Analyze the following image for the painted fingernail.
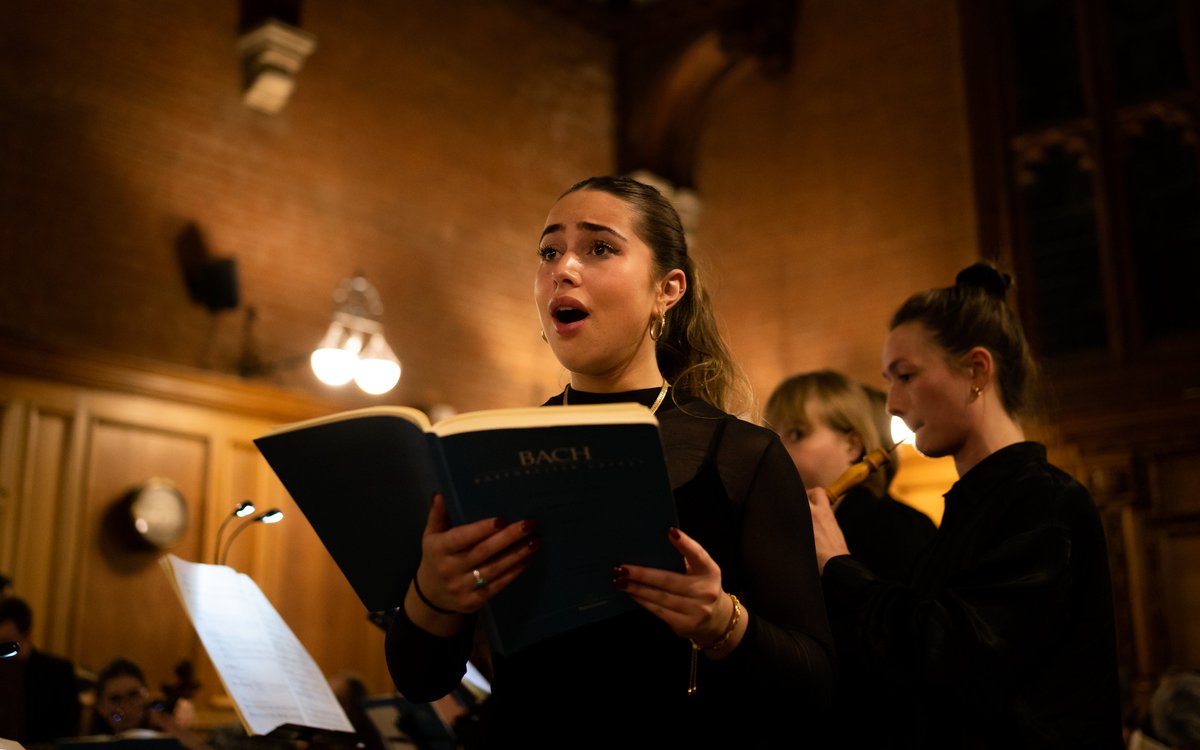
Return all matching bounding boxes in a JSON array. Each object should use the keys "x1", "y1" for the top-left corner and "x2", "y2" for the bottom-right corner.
[
  {"x1": 521, "y1": 519, "x2": 538, "y2": 534},
  {"x1": 668, "y1": 527, "x2": 681, "y2": 541},
  {"x1": 494, "y1": 516, "x2": 509, "y2": 530},
  {"x1": 612, "y1": 577, "x2": 629, "y2": 589},
  {"x1": 612, "y1": 566, "x2": 629, "y2": 579},
  {"x1": 527, "y1": 536, "x2": 541, "y2": 551}
]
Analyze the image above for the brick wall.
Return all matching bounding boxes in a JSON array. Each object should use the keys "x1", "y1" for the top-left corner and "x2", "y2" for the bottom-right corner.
[
  {"x1": 696, "y1": 0, "x2": 979, "y2": 411},
  {"x1": 0, "y1": 0, "x2": 977, "y2": 416}
]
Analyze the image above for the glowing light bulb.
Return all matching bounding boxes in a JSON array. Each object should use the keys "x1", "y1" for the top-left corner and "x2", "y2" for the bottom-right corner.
[{"x1": 354, "y1": 334, "x2": 401, "y2": 395}]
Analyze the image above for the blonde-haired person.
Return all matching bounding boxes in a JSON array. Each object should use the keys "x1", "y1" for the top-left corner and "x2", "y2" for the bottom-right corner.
[
  {"x1": 765, "y1": 370, "x2": 935, "y2": 583},
  {"x1": 809, "y1": 263, "x2": 1124, "y2": 748},
  {"x1": 766, "y1": 370, "x2": 937, "y2": 749},
  {"x1": 385, "y1": 176, "x2": 834, "y2": 747}
]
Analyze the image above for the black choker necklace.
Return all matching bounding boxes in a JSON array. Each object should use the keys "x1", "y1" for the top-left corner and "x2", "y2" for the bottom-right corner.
[{"x1": 563, "y1": 380, "x2": 670, "y2": 415}]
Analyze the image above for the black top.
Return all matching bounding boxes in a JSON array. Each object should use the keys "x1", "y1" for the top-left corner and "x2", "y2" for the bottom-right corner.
[
  {"x1": 822, "y1": 442, "x2": 1124, "y2": 749},
  {"x1": 386, "y1": 388, "x2": 835, "y2": 748},
  {"x1": 836, "y1": 485, "x2": 937, "y2": 583}
]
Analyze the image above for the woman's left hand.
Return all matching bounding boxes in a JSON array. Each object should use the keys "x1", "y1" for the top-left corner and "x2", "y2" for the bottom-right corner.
[{"x1": 615, "y1": 527, "x2": 742, "y2": 653}]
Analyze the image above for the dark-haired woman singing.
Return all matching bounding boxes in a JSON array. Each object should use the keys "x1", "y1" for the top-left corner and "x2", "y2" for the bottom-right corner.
[
  {"x1": 386, "y1": 176, "x2": 834, "y2": 748},
  {"x1": 809, "y1": 263, "x2": 1124, "y2": 749}
]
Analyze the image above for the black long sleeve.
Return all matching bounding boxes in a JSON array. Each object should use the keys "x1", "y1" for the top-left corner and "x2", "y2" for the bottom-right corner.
[
  {"x1": 696, "y1": 418, "x2": 835, "y2": 705},
  {"x1": 385, "y1": 389, "x2": 835, "y2": 747},
  {"x1": 822, "y1": 442, "x2": 1124, "y2": 749}
]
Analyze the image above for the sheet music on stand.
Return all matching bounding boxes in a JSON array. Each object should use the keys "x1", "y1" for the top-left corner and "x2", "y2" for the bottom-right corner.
[{"x1": 160, "y1": 554, "x2": 356, "y2": 742}]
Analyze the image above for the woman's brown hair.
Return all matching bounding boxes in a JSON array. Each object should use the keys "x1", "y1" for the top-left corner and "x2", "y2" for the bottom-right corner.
[
  {"x1": 890, "y1": 262, "x2": 1039, "y2": 416},
  {"x1": 562, "y1": 176, "x2": 748, "y2": 413}
]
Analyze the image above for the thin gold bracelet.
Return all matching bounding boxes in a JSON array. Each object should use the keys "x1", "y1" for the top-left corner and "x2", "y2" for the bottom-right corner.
[{"x1": 687, "y1": 593, "x2": 742, "y2": 696}]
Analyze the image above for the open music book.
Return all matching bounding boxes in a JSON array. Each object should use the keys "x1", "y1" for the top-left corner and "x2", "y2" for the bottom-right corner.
[
  {"x1": 253, "y1": 402, "x2": 683, "y2": 655},
  {"x1": 160, "y1": 555, "x2": 355, "y2": 739}
]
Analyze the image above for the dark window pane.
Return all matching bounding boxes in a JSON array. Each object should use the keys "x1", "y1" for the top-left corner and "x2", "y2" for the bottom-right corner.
[
  {"x1": 1011, "y1": 0, "x2": 1087, "y2": 131},
  {"x1": 1020, "y1": 144, "x2": 1108, "y2": 354},
  {"x1": 1106, "y1": 0, "x2": 1188, "y2": 105},
  {"x1": 1123, "y1": 119, "x2": 1200, "y2": 339}
]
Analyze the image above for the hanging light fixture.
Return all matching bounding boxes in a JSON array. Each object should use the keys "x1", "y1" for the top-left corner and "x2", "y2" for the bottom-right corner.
[{"x1": 310, "y1": 273, "x2": 401, "y2": 395}]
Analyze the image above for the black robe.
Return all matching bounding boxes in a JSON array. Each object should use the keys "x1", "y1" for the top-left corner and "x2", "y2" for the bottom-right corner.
[
  {"x1": 822, "y1": 442, "x2": 1124, "y2": 749},
  {"x1": 386, "y1": 388, "x2": 835, "y2": 748}
]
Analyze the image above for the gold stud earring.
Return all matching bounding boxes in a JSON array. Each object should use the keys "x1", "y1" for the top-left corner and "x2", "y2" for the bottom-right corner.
[{"x1": 540, "y1": 329, "x2": 548, "y2": 343}]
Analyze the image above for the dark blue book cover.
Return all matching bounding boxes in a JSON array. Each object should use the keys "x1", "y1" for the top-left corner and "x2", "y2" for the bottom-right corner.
[{"x1": 255, "y1": 403, "x2": 682, "y2": 655}]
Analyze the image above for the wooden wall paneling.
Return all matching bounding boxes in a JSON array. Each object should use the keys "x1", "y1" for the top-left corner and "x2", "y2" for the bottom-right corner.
[
  {"x1": 1073, "y1": 434, "x2": 1200, "y2": 714},
  {"x1": 20, "y1": 405, "x2": 76, "y2": 656},
  {"x1": 1148, "y1": 443, "x2": 1200, "y2": 673},
  {"x1": 1156, "y1": 447, "x2": 1200, "y2": 518},
  {"x1": 72, "y1": 416, "x2": 209, "y2": 683},
  {"x1": 1073, "y1": 446, "x2": 1151, "y2": 712},
  {"x1": 0, "y1": 384, "x2": 91, "y2": 658},
  {"x1": 0, "y1": 399, "x2": 28, "y2": 580},
  {"x1": 70, "y1": 390, "x2": 281, "y2": 710},
  {"x1": 1115, "y1": 503, "x2": 1153, "y2": 712},
  {"x1": 1156, "y1": 531, "x2": 1200, "y2": 669},
  {"x1": 0, "y1": 345, "x2": 408, "y2": 701}
]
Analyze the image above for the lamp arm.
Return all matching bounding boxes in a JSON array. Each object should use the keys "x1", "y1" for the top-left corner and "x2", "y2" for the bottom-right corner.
[
  {"x1": 213, "y1": 513, "x2": 238, "y2": 565},
  {"x1": 219, "y1": 517, "x2": 257, "y2": 567}
]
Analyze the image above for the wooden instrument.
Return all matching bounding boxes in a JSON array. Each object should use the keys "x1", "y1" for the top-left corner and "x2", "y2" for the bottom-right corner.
[{"x1": 826, "y1": 444, "x2": 898, "y2": 511}]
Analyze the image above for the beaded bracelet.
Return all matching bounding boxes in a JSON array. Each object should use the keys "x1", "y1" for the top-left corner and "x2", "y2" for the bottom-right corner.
[
  {"x1": 688, "y1": 593, "x2": 742, "y2": 695},
  {"x1": 412, "y1": 575, "x2": 465, "y2": 616}
]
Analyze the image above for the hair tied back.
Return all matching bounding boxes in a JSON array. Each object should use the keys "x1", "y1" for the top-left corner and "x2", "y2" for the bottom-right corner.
[{"x1": 955, "y1": 262, "x2": 1011, "y2": 300}]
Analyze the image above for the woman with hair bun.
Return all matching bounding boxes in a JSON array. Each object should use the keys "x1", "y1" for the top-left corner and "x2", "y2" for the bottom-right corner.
[{"x1": 809, "y1": 262, "x2": 1124, "y2": 748}]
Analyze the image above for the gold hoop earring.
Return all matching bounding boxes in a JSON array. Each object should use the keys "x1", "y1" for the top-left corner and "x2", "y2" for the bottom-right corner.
[
  {"x1": 540, "y1": 329, "x2": 548, "y2": 343},
  {"x1": 649, "y1": 313, "x2": 667, "y2": 341}
]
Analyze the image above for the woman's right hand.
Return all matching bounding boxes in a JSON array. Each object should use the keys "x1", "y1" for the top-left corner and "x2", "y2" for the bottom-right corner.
[
  {"x1": 405, "y1": 493, "x2": 539, "y2": 632},
  {"x1": 807, "y1": 486, "x2": 850, "y2": 574}
]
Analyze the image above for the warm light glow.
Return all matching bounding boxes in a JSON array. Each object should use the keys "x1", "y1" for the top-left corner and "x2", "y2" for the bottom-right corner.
[
  {"x1": 890, "y1": 415, "x2": 915, "y2": 446},
  {"x1": 311, "y1": 347, "x2": 357, "y2": 385},
  {"x1": 354, "y1": 335, "x2": 401, "y2": 395},
  {"x1": 311, "y1": 274, "x2": 401, "y2": 395}
]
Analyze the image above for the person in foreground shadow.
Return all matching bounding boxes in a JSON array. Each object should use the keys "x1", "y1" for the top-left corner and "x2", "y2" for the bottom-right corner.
[
  {"x1": 0, "y1": 596, "x2": 80, "y2": 746},
  {"x1": 809, "y1": 262, "x2": 1125, "y2": 749},
  {"x1": 385, "y1": 176, "x2": 835, "y2": 747}
]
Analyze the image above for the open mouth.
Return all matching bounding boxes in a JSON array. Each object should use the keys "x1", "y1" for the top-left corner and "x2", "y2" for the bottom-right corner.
[{"x1": 553, "y1": 307, "x2": 588, "y2": 324}]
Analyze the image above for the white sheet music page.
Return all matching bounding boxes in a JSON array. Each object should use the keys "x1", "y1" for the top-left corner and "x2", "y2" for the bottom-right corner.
[{"x1": 162, "y1": 554, "x2": 354, "y2": 736}]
